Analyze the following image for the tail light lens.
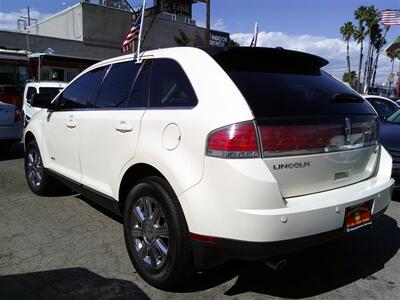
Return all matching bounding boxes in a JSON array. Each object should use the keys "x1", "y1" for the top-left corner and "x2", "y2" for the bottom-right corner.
[
  {"x1": 206, "y1": 122, "x2": 259, "y2": 158},
  {"x1": 15, "y1": 109, "x2": 22, "y2": 123},
  {"x1": 259, "y1": 119, "x2": 378, "y2": 157}
]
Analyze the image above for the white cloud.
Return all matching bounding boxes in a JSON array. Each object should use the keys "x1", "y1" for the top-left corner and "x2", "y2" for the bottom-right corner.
[
  {"x1": 212, "y1": 18, "x2": 227, "y2": 32},
  {"x1": 196, "y1": 18, "x2": 228, "y2": 32},
  {"x1": 0, "y1": 8, "x2": 51, "y2": 31},
  {"x1": 231, "y1": 31, "x2": 394, "y2": 85}
]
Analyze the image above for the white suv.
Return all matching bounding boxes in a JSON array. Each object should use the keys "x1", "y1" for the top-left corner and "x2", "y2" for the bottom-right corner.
[
  {"x1": 24, "y1": 47, "x2": 395, "y2": 289},
  {"x1": 22, "y1": 81, "x2": 67, "y2": 126}
]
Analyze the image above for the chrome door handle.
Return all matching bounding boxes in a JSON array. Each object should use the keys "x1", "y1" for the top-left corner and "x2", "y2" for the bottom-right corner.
[
  {"x1": 115, "y1": 121, "x2": 133, "y2": 133},
  {"x1": 66, "y1": 120, "x2": 77, "y2": 129}
]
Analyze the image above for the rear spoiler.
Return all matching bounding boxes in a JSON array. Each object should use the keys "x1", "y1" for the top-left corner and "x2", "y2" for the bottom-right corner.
[{"x1": 201, "y1": 47, "x2": 329, "y2": 74}]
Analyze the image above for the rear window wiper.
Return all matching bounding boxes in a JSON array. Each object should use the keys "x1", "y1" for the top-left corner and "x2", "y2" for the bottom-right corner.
[{"x1": 332, "y1": 93, "x2": 364, "y2": 103}]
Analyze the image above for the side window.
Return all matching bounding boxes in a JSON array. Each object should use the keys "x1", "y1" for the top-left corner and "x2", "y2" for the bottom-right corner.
[
  {"x1": 149, "y1": 59, "x2": 198, "y2": 108},
  {"x1": 127, "y1": 60, "x2": 152, "y2": 108},
  {"x1": 26, "y1": 87, "x2": 37, "y2": 104},
  {"x1": 58, "y1": 67, "x2": 105, "y2": 110},
  {"x1": 95, "y1": 61, "x2": 140, "y2": 108}
]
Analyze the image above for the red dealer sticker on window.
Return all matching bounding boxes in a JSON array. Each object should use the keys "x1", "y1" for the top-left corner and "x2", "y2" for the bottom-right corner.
[{"x1": 344, "y1": 202, "x2": 372, "y2": 232}]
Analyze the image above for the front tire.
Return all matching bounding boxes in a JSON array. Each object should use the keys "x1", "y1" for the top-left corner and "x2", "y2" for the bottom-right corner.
[
  {"x1": 123, "y1": 177, "x2": 193, "y2": 290},
  {"x1": 24, "y1": 140, "x2": 64, "y2": 196}
]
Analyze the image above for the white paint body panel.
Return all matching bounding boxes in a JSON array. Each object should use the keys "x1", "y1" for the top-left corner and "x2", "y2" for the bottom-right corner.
[
  {"x1": 42, "y1": 111, "x2": 81, "y2": 183},
  {"x1": 180, "y1": 148, "x2": 393, "y2": 242},
  {"x1": 79, "y1": 110, "x2": 145, "y2": 197},
  {"x1": 24, "y1": 47, "x2": 394, "y2": 245}
]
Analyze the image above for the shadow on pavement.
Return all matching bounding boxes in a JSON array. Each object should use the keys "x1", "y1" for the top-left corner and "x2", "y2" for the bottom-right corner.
[
  {"x1": 0, "y1": 143, "x2": 24, "y2": 162},
  {"x1": 0, "y1": 267, "x2": 149, "y2": 300},
  {"x1": 219, "y1": 215, "x2": 400, "y2": 298}
]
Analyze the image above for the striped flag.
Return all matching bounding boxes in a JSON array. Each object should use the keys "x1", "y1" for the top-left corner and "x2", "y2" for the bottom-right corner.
[
  {"x1": 121, "y1": 7, "x2": 143, "y2": 53},
  {"x1": 381, "y1": 10, "x2": 400, "y2": 26}
]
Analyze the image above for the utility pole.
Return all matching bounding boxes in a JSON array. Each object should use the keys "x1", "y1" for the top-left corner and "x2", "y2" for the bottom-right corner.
[{"x1": 205, "y1": 0, "x2": 210, "y2": 46}]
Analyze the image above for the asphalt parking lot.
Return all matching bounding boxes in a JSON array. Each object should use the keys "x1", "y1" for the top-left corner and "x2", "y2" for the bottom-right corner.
[{"x1": 1, "y1": 143, "x2": 400, "y2": 300}]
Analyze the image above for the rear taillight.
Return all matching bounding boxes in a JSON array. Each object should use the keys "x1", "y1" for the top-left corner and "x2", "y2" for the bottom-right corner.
[
  {"x1": 206, "y1": 122, "x2": 259, "y2": 158},
  {"x1": 15, "y1": 109, "x2": 22, "y2": 123},
  {"x1": 207, "y1": 118, "x2": 378, "y2": 159},
  {"x1": 259, "y1": 120, "x2": 378, "y2": 157}
]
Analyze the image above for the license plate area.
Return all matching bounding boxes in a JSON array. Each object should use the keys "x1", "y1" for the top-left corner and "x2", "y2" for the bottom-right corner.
[{"x1": 344, "y1": 201, "x2": 373, "y2": 232}]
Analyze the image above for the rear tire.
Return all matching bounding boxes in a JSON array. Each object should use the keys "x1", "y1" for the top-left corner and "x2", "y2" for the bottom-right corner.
[
  {"x1": 123, "y1": 176, "x2": 193, "y2": 290},
  {"x1": 24, "y1": 140, "x2": 66, "y2": 196}
]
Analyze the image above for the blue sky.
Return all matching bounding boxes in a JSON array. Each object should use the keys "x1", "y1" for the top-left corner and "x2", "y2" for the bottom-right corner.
[{"x1": 0, "y1": 0, "x2": 399, "y2": 83}]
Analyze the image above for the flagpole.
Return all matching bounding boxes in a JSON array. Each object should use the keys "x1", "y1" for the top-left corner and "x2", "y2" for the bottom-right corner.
[
  {"x1": 254, "y1": 22, "x2": 258, "y2": 47},
  {"x1": 137, "y1": 0, "x2": 146, "y2": 62},
  {"x1": 131, "y1": 12, "x2": 135, "y2": 55}
]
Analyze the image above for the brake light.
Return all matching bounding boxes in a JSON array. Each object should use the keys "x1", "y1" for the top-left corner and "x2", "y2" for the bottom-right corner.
[
  {"x1": 206, "y1": 122, "x2": 259, "y2": 158},
  {"x1": 259, "y1": 120, "x2": 378, "y2": 157},
  {"x1": 259, "y1": 124, "x2": 343, "y2": 154},
  {"x1": 15, "y1": 109, "x2": 22, "y2": 123}
]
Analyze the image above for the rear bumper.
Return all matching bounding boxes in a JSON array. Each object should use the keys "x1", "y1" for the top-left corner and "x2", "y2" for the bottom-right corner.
[
  {"x1": 180, "y1": 147, "x2": 393, "y2": 242},
  {"x1": 393, "y1": 164, "x2": 400, "y2": 189},
  {"x1": 192, "y1": 204, "x2": 390, "y2": 269},
  {"x1": 0, "y1": 123, "x2": 23, "y2": 142},
  {"x1": 180, "y1": 147, "x2": 394, "y2": 267}
]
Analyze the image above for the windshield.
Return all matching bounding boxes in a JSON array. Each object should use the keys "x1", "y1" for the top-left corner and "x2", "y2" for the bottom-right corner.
[
  {"x1": 386, "y1": 109, "x2": 400, "y2": 124},
  {"x1": 39, "y1": 87, "x2": 63, "y2": 102}
]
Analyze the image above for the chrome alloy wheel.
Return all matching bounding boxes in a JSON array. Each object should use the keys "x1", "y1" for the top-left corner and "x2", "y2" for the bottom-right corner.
[
  {"x1": 26, "y1": 149, "x2": 44, "y2": 187},
  {"x1": 131, "y1": 197, "x2": 169, "y2": 270}
]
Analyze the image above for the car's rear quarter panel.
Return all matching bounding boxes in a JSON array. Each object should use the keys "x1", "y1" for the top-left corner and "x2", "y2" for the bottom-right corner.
[{"x1": 118, "y1": 48, "x2": 254, "y2": 198}]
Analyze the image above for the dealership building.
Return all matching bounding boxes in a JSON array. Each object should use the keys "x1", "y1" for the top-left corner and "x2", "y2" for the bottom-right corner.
[{"x1": 0, "y1": 0, "x2": 230, "y2": 107}]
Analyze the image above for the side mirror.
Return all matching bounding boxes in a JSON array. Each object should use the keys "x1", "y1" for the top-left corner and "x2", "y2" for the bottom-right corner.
[{"x1": 31, "y1": 93, "x2": 53, "y2": 109}]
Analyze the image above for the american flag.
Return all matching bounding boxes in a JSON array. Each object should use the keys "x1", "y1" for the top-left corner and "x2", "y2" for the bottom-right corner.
[
  {"x1": 381, "y1": 10, "x2": 400, "y2": 26},
  {"x1": 121, "y1": 7, "x2": 143, "y2": 53}
]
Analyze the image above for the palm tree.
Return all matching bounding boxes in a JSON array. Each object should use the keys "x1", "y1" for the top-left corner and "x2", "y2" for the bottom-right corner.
[
  {"x1": 386, "y1": 51, "x2": 397, "y2": 96},
  {"x1": 363, "y1": 5, "x2": 379, "y2": 92},
  {"x1": 343, "y1": 71, "x2": 358, "y2": 88},
  {"x1": 354, "y1": 5, "x2": 368, "y2": 92},
  {"x1": 371, "y1": 26, "x2": 389, "y2": 88},
  {"x1": 340, "y1": 21, "x2": 355, "y2": 77},
  {"x1": 366, "y1": 22, "x2": 382, "y2": 89}
]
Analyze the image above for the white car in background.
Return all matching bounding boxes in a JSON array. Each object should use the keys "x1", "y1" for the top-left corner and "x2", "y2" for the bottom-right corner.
[
  {"x1": 362, "y1": 95, "x2": 399, "y2": 119},
  {"x1": 0, "y1": 101, "x2": 23, "y2": 153},
  {"x1": 22, "y1": 81, "x2": 67, "y2": 126},
  {"x1": 24, "y1": 47, "x2": 395, "y2": 289}
]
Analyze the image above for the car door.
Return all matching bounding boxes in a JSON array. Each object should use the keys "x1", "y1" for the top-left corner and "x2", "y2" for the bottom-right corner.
[
  {"x1": 79, "y1": 60, "x2": 148, "y2": 198},
  {"x1": 42, "y1": 68, "x2": 105, "y2": 184}
]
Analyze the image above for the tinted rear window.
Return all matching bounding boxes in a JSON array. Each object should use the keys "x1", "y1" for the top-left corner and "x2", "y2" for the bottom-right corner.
[{"x1": 209, "y1": 48, "x2": 376, "y2": 118}]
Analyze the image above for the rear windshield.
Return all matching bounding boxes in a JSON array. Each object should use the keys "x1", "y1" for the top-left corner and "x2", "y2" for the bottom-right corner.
[{"x1": 210, "y1": 48, "x2": 376, "y2": 118}]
